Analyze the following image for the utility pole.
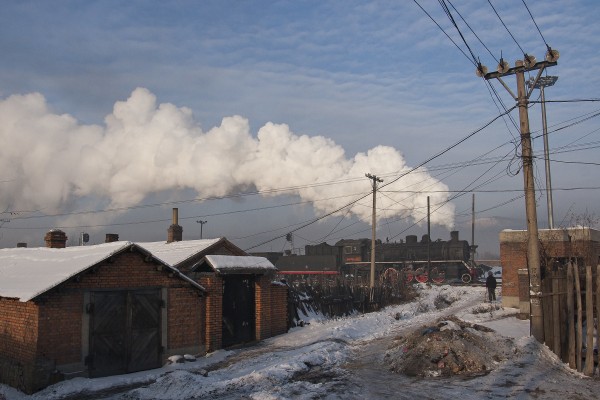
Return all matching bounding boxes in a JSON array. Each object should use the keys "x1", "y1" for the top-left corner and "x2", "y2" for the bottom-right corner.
[
  {"x1": 427, "y1": 196, "x2": 431, "y2": 272},
  {"x1": 471, "y1": 194, "x2": 477, "y2": 265},
  {"x1": 528, "y1": 76, "x2": 558, "y2": 229},
  {"x1": 366, "y1": 173, "x2": 383, "y2": 288},
  {"x1": 481, "y1": 49, "x2": 558, "y2": 343},
  {"x1": 196, "y1": 220, "x2": 208, "y2": 239}
]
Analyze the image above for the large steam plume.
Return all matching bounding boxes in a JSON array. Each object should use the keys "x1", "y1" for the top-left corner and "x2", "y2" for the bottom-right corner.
[{"x1": 0, "y1": 88, "x2": 454, "y2": 228}]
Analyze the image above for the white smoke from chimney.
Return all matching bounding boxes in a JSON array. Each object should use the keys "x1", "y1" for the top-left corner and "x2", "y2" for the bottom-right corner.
[{"x1": 0, "y1": 88, "x2": 454, "y2": 228}]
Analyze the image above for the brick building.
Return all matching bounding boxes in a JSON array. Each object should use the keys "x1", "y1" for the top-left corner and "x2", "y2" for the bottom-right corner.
[
  {"x1": 500, "y1": 227, "x2": 600, "y2": 312},
  {"x1": 0, "y1": 229, "x2": 288, "y2": 393}
]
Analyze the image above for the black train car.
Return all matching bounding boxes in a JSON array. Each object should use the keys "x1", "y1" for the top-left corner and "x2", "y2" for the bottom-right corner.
[
  {"x1": 379, "y1": 231, "x2": 470, "y2": 263},
  {"x1": 304, "y1": 231, "x2": 474, "y2": 283}
]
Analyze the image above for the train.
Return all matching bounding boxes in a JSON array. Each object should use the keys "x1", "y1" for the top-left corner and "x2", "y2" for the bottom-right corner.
[{"x1": 258, "y1": 231, "x2": 480, "y2": 285}]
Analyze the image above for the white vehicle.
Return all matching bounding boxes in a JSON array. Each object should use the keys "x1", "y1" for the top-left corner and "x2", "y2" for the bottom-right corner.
[{"x1": 479, "y1": 266, "x2": 502, "y2": 284}]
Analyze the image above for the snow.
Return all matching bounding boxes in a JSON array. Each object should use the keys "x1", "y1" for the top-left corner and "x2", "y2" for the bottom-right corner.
[
  {"x1": 138, "y1": 238, "x2": 222, "y2": 266},
  {"x1": 202, "y1": 255, "x2": 276, "y2": 274},
  {"x1": 0, "y1": 241, "x2": 131, "y2": 301},
  {"x1": 0, "y1": 239, "x2": 227, "y2": 302},
  {"x1": 2, "y1": 285, "x2": 599, "y2": 399}
]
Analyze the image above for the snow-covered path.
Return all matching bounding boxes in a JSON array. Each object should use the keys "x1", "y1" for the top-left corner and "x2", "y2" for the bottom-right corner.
[{"x1": 2, "y1": 285, "x2": 599, "y2": 399}]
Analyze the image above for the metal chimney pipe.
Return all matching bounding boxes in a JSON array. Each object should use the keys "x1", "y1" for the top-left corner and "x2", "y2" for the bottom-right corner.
[{"x1": 172, "y1": 208, "x2": 179, "y2": 225}]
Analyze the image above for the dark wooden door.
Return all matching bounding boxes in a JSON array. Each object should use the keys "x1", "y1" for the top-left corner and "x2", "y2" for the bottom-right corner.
[
  {"x1": 222, "y1": 276, "x2": 255, "y2": 347},
  {"x1": 89, "y1": 289, "x2": 161, "y2": 377}
]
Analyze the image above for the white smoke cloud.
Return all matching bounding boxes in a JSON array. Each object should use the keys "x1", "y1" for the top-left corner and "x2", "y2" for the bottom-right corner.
[{"x1": 0, "y1": 88, "x2": 454, "y2": 228}]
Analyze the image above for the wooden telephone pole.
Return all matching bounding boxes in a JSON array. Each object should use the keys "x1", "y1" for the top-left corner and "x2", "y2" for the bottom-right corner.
[
  {"x1": 482, "y1": 51, "x2": 558, "y2": 343},
  {"x1": 366, "y1": 173, "x2": 383, "y2": 288}
]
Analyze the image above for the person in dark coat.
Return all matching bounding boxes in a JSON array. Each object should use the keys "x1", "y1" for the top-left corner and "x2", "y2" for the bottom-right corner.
[{"x1": 485, "y1": 271, "x2": 497, "y2": 302}]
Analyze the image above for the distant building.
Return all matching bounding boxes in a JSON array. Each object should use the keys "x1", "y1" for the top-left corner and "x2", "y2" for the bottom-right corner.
[{"x1": 500, "y1": 227, "x2": 600, "y2": 312}]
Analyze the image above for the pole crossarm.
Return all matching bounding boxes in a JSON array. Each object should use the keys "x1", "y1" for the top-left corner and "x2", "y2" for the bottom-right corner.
[
  {"x1": 485, "y1": 60, "x2": 556, "y2": 100},
  {"x1": 483, "y1": 60, "x2": 556, "y2": 80}
]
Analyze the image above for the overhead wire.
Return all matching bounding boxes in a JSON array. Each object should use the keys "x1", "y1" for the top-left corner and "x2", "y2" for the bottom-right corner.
[
  {"x1": 521, "y1": 0, "x2": 549, "y2": 48},
  {"x1": 412, "y1": 0, "x2": 476, "y2": 66},
  {"x1": 487, "y1": 0, "x2": 526, "y2": 56},
  {"x1": 447, "y1": 0, "x2": 498, "y2": 64}
]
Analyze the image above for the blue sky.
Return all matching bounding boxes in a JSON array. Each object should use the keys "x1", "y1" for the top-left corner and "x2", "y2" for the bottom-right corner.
[{"x1": 1, "y1": 0, "x2": 599, "y2": 256}]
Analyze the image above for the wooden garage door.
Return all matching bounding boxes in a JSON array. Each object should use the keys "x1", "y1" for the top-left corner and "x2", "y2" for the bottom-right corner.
[{"x1": 89, "y1": 289, "x2": 161, "y2": 377}]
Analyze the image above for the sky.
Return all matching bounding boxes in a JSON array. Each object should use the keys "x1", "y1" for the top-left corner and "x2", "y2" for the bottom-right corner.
[
  {"x1": 2, "y1": 284, "x2": 599, "y2": 399},
  {"x1": 1, "y1": 0, "x2": 600, "y2": 256}
]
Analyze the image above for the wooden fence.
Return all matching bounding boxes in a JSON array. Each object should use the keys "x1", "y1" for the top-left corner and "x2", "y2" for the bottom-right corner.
[
  {"x1": 539, "y1": 263, "x2": 599, "y2": 376},
  {"x1": 286, "y1": 278, "x2": 413, "y2": 328}
]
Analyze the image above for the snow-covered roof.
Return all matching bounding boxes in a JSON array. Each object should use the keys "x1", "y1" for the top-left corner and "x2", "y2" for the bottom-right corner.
[
  {"x1": 0, "y1": 242, "x2": 133, "y2": 302},
  {"x1": 138, "y1": 238, "x2": 222, "y2": 266},
  {"x1": 0, "y1": 240, "x2": 217, "y2": 302},
  {"x1": 198, "y1": 255, "x2": 277, "y2": 275}
]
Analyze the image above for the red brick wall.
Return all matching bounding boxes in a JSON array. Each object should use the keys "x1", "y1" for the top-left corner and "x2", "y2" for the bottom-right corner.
[
  {"x1": 255, "y1": 276, "x2": 271, "y2": 341},
  {"x1": 270, "y1": 283, "x2": 288, "y2": 336},
  {"x1": 167, "y1": 288, "x2": 204, "y2": 351},
  {"x1": 66, "y1": 252, "x2": 178, "y2": 288},
  {"x1": 0, "y1": 299, "x2": 39, "y2": 363},
  {"x1": 199, "y1": 275, "x2": 222, "y2": 352},
  {"x1": 500, "y1": 241, "x2": 527, "y2": 299},
  {"x1": 0, "y1": 299, "x2": 39, "y2": 393},
  {"x1": 37, "y1": 292, "x2": 83, "y2": 365}
]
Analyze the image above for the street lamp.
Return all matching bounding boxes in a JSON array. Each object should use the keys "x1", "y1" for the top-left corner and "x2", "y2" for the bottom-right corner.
[
  {"x1": 196, "y1": 220, "x2": 208, "y2": 239},
  {"x1": 528, "y1": 75, "x2": 559, "y2": 229}
]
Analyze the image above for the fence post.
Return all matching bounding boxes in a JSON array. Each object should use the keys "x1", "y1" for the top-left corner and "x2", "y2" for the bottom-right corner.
[
  {"x1": 574, "y1": 262, "x2": 583, "y2": 372},
  {"x1": 584, "y1": 265, "x2": 594, "y2": 376},
  {"x1": 552, "y1": 274, "x2": 560, "y2": 355},
  {"x1": 567, "y1": 262, "x2": 576, "y2": 369},
  {"x1": 596, "y1": 265, "x2": 600, "y2": 372},
  {"x1": 596, "y1": 265, "x2": 600, "y2": 373}
]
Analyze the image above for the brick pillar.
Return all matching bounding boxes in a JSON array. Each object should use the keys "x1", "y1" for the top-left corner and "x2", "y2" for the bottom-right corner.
[
  {"x1": 518, "y1": 269, "x2": 531, "y2": 319},
  {"x1": 199, "y1": 275, "x2": 222, "y2": 352},
  {"x1": 255, "y1": 275, "x2": 272, "y2": 340},
  {"x1": 270, "y1": 283, "x2": 289, "y2": 336}
]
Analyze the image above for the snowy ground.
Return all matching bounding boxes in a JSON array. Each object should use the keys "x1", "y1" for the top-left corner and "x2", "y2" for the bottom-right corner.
[{"x1": 2, "y1": 284, "x2": 599, "y2": 399}]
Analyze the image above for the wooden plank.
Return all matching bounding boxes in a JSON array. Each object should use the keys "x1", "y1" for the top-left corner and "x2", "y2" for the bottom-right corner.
[
  {"x1": 584, "y1": 265, "x2": 594, "y2": 375},
  {"x1": 597, "y1": 265, "x2": 600, "y2": 371},
  {"x1": 552, "y1": 276, "x2": 561, "y2": 355},
  {"x1": 575, "y1": 263, "x2": 583, "y2": 372},
  {"x1": 567, "y1": 262, "x2": 576, "y2": 369}
]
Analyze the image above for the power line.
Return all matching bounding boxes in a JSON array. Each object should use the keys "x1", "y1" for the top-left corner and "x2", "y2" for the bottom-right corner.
[
  {"x1": 531, "y1": 98, "x2": 600, "y2": 104},
  {"x1": 487, "y1": 0, "x2": 526, "y2": 56},
  {"x1": 447, "y1": 0, "x2": 498, "y2": 63},
  {"x1": 412, "y1": 0, "x2": 475, "y2": 66},
  {"x1": 521, "y1": 0, "x2": 549, "y2": 48}
]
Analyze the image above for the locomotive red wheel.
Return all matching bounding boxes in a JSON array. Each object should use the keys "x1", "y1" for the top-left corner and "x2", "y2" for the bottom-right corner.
[
  {"x1": 430, "y1": 267, "x2": 445, "y2": 284},
  {"x1": 415, "y1": 268, "x2": 428, "y2": 283}
]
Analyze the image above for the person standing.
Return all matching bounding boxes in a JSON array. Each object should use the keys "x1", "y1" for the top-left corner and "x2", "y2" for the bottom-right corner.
[{"x1": 485, "y1": 270, "x2": 497, "y2": 302}]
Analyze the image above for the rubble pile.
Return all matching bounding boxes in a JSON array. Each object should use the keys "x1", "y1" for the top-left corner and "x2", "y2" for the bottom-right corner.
[{"x1": 384, "y1": 316, "x2": 516, "y2": 378}]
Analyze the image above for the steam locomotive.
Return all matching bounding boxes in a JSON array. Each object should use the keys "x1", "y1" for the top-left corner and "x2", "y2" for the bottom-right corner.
[{"x1": 272, "y1": 231, "x2": 478, "y2": 284}]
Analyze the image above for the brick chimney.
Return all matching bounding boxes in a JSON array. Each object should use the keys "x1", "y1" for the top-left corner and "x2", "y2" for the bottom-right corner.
[
  {"x1": 167, "y1": 208, "x2": 183, "y2": 243},
  {"x1": 105, "y1": 233, "x2": 119, "y2": 243},
  {"x1": 45, "y1": 229, "x2": 68, "y2": 248}
]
